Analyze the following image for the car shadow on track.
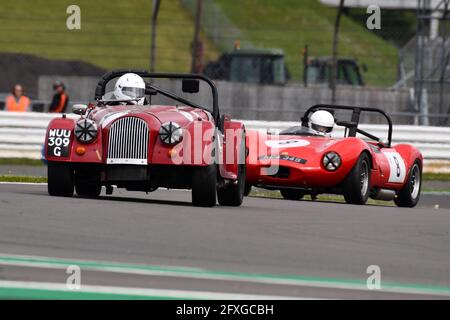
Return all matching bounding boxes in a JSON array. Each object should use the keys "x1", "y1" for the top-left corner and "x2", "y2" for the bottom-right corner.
[
  {"x1": 95, "y1": 195, "x2": 192, "y2": 207},
  {"x1": 18, "y1": 190, "x2": 193, "y2": 207},
  {"x1": 247, "y1": 195, "x2": 396, "y2": 208}
]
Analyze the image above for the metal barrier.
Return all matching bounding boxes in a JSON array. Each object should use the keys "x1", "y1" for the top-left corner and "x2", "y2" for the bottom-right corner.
[{"x1": 0, "y1": 111, "x2": 449, "y2": 171}]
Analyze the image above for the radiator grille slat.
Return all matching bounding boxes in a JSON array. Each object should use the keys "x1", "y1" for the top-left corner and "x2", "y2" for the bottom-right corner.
[{"x1": 107, "y1": 117, "x2": 149, "y2": 165}]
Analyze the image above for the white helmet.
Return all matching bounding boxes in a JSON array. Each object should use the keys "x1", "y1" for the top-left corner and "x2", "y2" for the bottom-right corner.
[
  {"x1": 114, "y1": 73, "x2": 146, "y2": 105},
  {"x1": 309, "y1": 110, "x2": 335, "y2": 136}
]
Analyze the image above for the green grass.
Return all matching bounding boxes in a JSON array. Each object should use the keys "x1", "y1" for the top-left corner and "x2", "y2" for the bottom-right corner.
[
  {"x1": 0, "y1": 158, "x2": 44, "y2": 166},
  {"x1": 423, "y1": 173, "x2": 450, "y2": 182},
  {"x1": 214, "y1": 0, "x2": 398, "y2": 86},
  {"x1": 0, "y1": 175, "x2": 47, "y2": 183},
  {"x1": 0, "y1": 0, "x2": 219, "y2": 72}
]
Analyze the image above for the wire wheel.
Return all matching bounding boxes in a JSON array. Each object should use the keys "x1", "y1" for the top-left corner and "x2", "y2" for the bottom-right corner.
[
  {"x1": 395, "y1": 160, "x2": 422, "y2": 208},
  {"x1": 343, "y1": 152, "x2": 371, "y2": 205},
  {"x1": 409, "y1": 164, "x2": 421, "y2": 200},
  {"x1": 360, "y1": 159, "x2": 369, "y2": 198}
]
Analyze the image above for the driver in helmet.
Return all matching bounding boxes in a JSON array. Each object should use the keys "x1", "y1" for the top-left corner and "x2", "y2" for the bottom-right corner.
[
  {"x1": 309, "y1": 110, "x2": 335, "y2": 137},
  {"x1": 113, "y1": 73, "x2": 146, "y2": 105}
]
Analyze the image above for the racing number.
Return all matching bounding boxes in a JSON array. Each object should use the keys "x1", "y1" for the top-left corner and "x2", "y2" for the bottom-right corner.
[
  {"x1": 392, "y1": 155, "x2": 401, "y2": 178},
  {"x1": 385, "y1": 151, "x2": 406, "y2": 183}
]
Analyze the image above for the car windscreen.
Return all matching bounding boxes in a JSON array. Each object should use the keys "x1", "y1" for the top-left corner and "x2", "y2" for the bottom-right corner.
[
  {"x1": 103, "y1": 77, "x2": 214, "y2": 113},
  {"x1": 279, "y1": 126, "x2": 322, "y2": 136}
]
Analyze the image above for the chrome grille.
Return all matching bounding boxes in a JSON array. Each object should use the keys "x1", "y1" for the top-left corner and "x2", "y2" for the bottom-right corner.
[{"x1": 107, "y1": 117, "x2": 149, "y2": 165}]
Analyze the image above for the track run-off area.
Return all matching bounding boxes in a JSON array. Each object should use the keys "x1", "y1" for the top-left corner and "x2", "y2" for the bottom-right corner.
[{"x1": 0, "y1": 183, "x2": 449, "y2": 299}]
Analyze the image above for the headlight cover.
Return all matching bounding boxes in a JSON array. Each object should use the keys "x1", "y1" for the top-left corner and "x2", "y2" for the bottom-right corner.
[
  {"x1": 159, "y1": 122, "x2": 183, "y2": 145},
  {"x1": 74, "y1": 119, "x2": 98, "y2": 143},
  {"x1": 323, "y1": 152, "x2": 341, "y2": 171}
]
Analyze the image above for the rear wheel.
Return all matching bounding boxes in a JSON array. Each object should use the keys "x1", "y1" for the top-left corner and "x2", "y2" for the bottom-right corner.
[
  {"x1": 47, "y1": 162, "x2": 74, "y2": 197},
  {"x1": 280, "y1": 189, "x2": 304, "y2": 200},
  {"x1": 74, "y1": 167, "x2": 101, "y2": 198},
  {"x1": 394, "y1": 160, "x2": 421, "y2": 208},
  {"x1": 217, "y1": 164, "x2": 246, "y2": 206},
  {"x1": 192, "y1": 165, "x2": 217, "y2": 207},
  {"x1": 343, "y1": 153, "x2": 371, "y2": 205}
]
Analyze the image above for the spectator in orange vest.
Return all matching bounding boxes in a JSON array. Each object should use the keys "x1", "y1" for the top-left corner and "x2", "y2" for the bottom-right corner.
[
  {"x1": 5, "y1": 84, "x2": 31, "y2": 112},
  {"x1": 49, "y1": 81, "x2": 69, "y2": 113}
]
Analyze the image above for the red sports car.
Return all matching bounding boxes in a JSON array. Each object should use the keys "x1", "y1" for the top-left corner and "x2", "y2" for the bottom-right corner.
[
  {"x1": 45, "y1": 70, "x2": 246, "y2": 207},
  {"x1": 245, "y1": 105, "x2": 423, "y2": 207}
]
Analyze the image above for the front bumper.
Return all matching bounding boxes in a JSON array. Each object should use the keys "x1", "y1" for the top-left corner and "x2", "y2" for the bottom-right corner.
[{"x1": 246, "y1": 161, "x2": 348, "y2": 189}]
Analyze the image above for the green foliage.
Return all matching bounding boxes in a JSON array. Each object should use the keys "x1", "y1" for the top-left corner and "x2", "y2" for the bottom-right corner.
[
  {"x1": 214, "y1": 0, "x2": 399, "y2": 86},
  {"x1": 0, "y1": 0, "x2": 219, "y2": 72}
]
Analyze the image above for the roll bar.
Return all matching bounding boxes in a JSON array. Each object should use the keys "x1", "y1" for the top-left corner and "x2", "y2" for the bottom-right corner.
[
  {"x1": 301, "y1": 104, "x2": 393, "y2": 147},
  {"x1": 94, "y1": 69, "x2": 220, "y2": 123}
]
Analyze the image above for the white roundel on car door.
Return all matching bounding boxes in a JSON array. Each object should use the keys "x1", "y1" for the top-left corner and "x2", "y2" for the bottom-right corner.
[
  {"x1": 265, "y1": 139, "x2": 310, "y2": 148},
  {"x1": 384, "y1": 151, "x2": 407, "y2": 183}
]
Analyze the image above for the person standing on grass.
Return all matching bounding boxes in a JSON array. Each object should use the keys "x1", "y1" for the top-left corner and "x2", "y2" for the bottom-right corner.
[
  {"x1": 49, "y1": 80, "x2": 69, "y2": 113},
  {"x1": 5, "y1": 84, "x2": 31, "y2": 112}
]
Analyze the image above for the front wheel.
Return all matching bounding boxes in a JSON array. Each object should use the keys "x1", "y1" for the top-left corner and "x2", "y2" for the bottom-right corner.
[
  {"x1": 75, "y1": 167, "x2": 101, "y2": 198},
  {"x1": 48, "y1": 162, "x2": 74, "y2": 197},
  {"x1": 343, "y1": 153, "x2": 371, "y2": 205},
  {"x1": 217, "y1": 164, "x2": 246, "y2": 206},
  {"x1": 192, "y1": 165, "x2": 217, "y2": 207},
  {"x1": 394, "y1": 160, "x2": 422, "y2": 208}
]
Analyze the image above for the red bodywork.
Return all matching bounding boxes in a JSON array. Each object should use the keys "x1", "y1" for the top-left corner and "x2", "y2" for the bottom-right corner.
[
  {"x1": 45, "y1": 104, "x2": 245, "y2": 184},
  {"x1": 245, "y1": 130, "x2": 423, "y2": 193}
]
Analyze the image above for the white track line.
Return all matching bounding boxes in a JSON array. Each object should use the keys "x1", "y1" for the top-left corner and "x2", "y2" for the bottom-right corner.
[
  {"x1": 1, "y1": 254, "x2": 449, "y2": 297},
  {"x1": 0, "y1": 280, "x2": 310, "y2": 300},
  {"x1": 0, "y1": 181, "x2": 47, "y2": 185}
]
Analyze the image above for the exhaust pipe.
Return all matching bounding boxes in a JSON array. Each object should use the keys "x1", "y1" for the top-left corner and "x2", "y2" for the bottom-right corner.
[{"x1": 371, "y1": 188, "x2": 396, "y2": 201}]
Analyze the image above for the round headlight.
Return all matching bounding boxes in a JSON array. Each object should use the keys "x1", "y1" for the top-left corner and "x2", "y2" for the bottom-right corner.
[
  {"x1": 323, "y1": 152, "x2": 341, "y2": 171},
  {"x1": 159, "y1": 122, "x2": 183, "y2": 145},
  {"x1": 74, "y1": 119, "x2": 98, "y2": 143}
]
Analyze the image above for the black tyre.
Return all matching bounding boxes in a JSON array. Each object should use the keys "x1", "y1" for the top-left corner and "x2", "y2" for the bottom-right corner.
[
  {"x1": 343, "y1": 152, "x2": 371, "y2": 205},
  {"x1": 217, "y1": 164, "x2": 246, "y2": 206},
  {"x1": 394, "y1": 160, "x2": 422, "y2": 208},
  {"x1": 280, "y1": 189, "x2": 304, "y2": 200},
  {"x1": 47, "y1": 161, "x2": 74, "y2": 197},
  {"x1": 192, "y1": 165, "x2": 217, "y2": 207},
  {"x1": 244, "y1": 183, "x2": 252, "y2": 196},
  {"x1": 74, "y1": 168, "x2": 101, "y2": 198}
]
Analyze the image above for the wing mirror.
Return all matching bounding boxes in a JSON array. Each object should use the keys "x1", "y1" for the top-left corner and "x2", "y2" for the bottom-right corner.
[
  {"x1": 336, "y1": 120, "x2": 357, "y2": 128},
  {"x1": 72, "y1": 104, "x2": 88, "y2": 115},
  {"x1": 145, "y1": 87, "x2": 157, "y2": 95}
]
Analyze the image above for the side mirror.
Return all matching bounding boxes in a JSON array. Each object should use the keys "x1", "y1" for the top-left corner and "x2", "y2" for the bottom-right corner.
[
  {"x1": 145, "y1": 87, "x2": 157, "y2": 95},
  {"x1": 182, "y1": 79, "x2": 200, "y2": 93},
  {"x1": 72, "y1": 104, "x2": 88, "y2": 115},
  {"x1": 336, "y1": 120, "x2": 357, "y2": 128}
]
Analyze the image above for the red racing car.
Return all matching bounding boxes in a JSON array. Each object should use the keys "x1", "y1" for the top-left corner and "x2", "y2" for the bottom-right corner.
[
  {"x1": 45, "y1": 70, "x2": 246, "y2": 207},
  {"x1": 245, "y1": 105, "x2": 423, "y2": 207}
]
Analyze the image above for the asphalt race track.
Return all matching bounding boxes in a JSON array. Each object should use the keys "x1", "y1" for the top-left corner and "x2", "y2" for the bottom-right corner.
[{"x1": 0, "y1": 183, "x2": 449, "y2": 299}]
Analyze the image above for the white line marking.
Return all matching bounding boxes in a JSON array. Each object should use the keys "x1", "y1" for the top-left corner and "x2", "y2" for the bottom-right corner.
[
  {"x1": 0, "y1": 181, "x2": 47, "y2": 185},
  {"x1": 0, "y1": 253, "x2": 448, "y2": 297},
  {"x1": 0, "y1": 280, "x2": 309, "y2": 300}
]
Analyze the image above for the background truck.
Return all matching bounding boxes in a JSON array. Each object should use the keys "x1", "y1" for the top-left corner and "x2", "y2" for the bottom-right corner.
[{"x1": 203, "y1": 48, "x2": 289, "y2": 85}]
